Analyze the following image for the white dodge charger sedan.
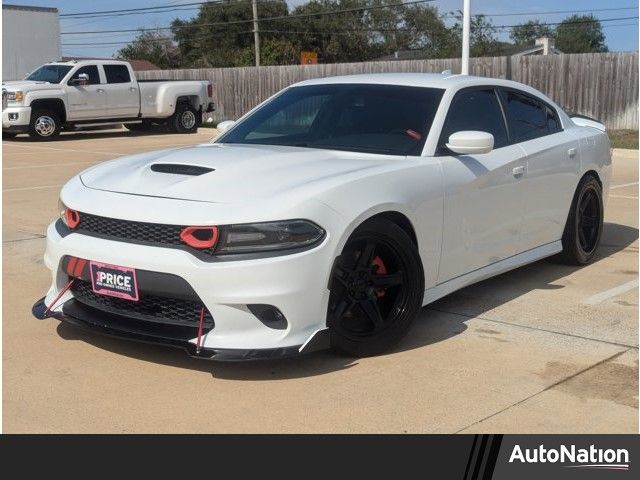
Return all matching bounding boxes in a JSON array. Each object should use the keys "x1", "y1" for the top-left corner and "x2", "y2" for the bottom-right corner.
[{"x1": 33, "y1": 73, "x2": 611, "y2": 360}]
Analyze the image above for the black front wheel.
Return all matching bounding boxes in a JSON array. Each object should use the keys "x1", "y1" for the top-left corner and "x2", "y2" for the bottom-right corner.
[
  {"x1": 328, "y1": 218, "x2": 424, "y2": 357},
  {"x1": 560, "y1": 175, "x2": 603, "y2": 264}
]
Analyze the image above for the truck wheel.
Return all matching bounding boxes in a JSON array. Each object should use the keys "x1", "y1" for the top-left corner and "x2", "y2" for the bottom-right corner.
[
  {"x1": 169, "y1": 103, "x2": 198, "y2": 134},
  {"x1": 29, "y1": 109, "x2": 61, "y2": 140}
]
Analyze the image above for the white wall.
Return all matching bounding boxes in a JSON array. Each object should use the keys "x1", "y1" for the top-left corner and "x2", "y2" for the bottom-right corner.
[{"x1": 2, "y1": 7, "x2": 61, "y2": 81}]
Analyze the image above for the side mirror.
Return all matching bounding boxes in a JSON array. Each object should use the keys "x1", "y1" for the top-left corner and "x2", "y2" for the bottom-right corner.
[
  {"x1": 69, "y1": 73, "x2": 89, "y2": 86},
  {"x1": 217, "y1": 120, "x2": 236, "y2": 134},
  {"x1": 446, "y1": 131, "x2": 494, "y2": 155}
]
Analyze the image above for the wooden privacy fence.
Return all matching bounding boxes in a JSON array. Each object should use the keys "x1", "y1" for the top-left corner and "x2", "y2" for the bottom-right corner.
[{"x1": 137, "y1": 52, "x2": 638, "y2": 130}]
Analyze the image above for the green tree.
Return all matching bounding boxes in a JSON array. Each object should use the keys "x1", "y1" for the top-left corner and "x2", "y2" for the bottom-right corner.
[
  {"x1": 450, "y1": 13, "x2": 499, "y2": 57},
  {"x1": 510, "y1": 20, "x2": 554, "y2": 46},
  {"x1": 171, "y1": 0, "x2": 291, "y2": 67},
  {"x1": 555, "y1": 14, "x2": 607, "y2": 53},
  {"x1": 116, "y1": 30, "x2": 181, "y2": 69}
]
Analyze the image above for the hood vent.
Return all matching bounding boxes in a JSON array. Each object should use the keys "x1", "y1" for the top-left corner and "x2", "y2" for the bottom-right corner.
[{"x1": 150, "y1": 164, "x2": 214, "y2": 176}]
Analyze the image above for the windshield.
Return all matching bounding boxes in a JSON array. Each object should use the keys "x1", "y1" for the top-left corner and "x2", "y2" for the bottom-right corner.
[
  {"x1": 219, "y1": 84, "x2": 444, "y2": 156},
  {"x1": 25, "y1": 64, "x2": 73, "y2": 84}
]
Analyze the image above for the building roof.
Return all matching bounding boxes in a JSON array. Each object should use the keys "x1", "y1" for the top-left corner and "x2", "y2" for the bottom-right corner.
[
  {"x1": 2, "y1": 3, "x2": 58, "y2": 13},
  {"x1": 126, "y1": 59, "x2": 161, "y2": 71}
]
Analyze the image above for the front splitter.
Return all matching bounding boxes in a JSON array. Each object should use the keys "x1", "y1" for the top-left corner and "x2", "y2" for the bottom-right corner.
[{"x1": 32, "y1": 297, "x2": 329, "y2": 361}]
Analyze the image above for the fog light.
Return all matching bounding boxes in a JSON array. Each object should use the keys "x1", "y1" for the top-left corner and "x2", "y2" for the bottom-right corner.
[
  {"x1": 8, "y1": 113, "x2": 18, "y2": 120},
  {"x1": 248, "y1": 304, "x2": 288, "y2": 330}
]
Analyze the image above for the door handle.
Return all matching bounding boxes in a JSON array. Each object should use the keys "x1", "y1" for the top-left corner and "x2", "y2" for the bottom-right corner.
[
  {"x1": 512, "y1": 165, "x2": 526, "y2": 177},
  {"x1": 129, "y1": 87, "x2": 137, "y2": 93},
  {"x1": 568, "y1": 147, "x2": 577, "y2": 157},
  {"x1": 97, "y1": 89, "x2": 105, "y2": 94}
]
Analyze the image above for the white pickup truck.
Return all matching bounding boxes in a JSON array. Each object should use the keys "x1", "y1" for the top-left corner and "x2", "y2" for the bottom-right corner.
[{"x1": 2, "y1": 59, "x2": 214, "y2": 140}]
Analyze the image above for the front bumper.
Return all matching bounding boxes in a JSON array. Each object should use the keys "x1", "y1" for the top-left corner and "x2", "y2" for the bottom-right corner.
[
  {"x1": 36, "y1": 218, "x2": 339, "y2": 359},
  {"x1": 32, "y1": 297, "x2": 329, "y2": 361},
  {"x1": 2, "y1": 105, "x2": 31, "y2": 130}
]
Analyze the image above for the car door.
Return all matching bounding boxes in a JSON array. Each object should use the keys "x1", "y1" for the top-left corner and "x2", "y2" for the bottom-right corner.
[
  {"x1": 500, "y1": 89, "x2": 580, "y2": 252},
  {"x1": 436, "y1": 87, "x2": 528, "y2": 283},
  {"x1": 66, "y1": 65, "x2": 107, "y2": 120},
  {"x1": 103, "y1": 64, "x2": 139, "y2": 118}
]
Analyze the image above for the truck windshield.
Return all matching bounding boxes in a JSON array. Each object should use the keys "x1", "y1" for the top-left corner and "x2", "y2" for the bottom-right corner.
[
  {"x1": 25, "y1": 65, "x2": 73, "y2": 84},
  {"x1": 219, "y1": 84, "x2": 444, "y2": 156}
]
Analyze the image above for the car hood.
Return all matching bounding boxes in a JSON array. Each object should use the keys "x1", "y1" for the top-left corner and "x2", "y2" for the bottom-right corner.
[
  {"x1": 80, "y1": 143, "x2": 402, "y2": 204},
  {"x1": 2, "y1": 80, "x2": 57, "y2": 90}
]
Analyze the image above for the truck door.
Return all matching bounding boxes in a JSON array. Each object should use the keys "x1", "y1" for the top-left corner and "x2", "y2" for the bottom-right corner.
[
  {"x1": 103, "y1": 64, "x2": 139, "y2": 118},
  {"x1": 66, "y1": 65, "x2": 108, "y2": 120}
]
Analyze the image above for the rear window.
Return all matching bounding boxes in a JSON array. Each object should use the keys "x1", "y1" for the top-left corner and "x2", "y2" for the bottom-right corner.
[
  {"x1": 104, "y1": 64, "x2": 131, "y2": 84},
  {"x1": 503, "y1": 90, "x2": 557, "y2": 142}
]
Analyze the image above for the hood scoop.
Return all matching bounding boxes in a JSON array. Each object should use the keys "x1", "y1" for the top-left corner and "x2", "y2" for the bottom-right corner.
[{"x1": 150, "y1": 163, "x2": 214, "y2": 176}]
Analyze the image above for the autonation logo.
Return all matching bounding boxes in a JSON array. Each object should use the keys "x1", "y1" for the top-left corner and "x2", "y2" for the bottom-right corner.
[{"x1": 509, "y1": 444, "x2": 630, "y2": 471}]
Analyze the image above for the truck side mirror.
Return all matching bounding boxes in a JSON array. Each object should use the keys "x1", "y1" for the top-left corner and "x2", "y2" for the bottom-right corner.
[{"x1": 69, "y1": 73, "x2": 89, "y2": 86}]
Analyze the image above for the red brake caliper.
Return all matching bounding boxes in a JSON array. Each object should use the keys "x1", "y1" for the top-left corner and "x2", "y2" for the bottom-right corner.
[{"x1": 371, "y1": 256, "x2": 387, "y2": 298}]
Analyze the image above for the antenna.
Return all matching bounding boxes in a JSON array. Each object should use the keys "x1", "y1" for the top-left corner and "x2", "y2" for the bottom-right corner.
[{"x1": 461, "y1": 0, "x2": 471, "y2": 75}]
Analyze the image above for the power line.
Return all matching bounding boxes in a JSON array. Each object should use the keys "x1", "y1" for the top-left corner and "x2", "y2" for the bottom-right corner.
[
  {"x1": 61, "y1": 14, "x2": 640, "y2": 45},
  {"x1": 61, "y1": 1, "x2": 229, "y2": 18},
  {"x1": 61, "y1": 0, "x2": 436, "y2": 35}
]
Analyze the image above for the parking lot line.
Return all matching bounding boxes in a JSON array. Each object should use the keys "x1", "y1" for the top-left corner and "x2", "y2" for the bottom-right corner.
[
  {"x1": 610, "y1": 182, "x2": 639, "y2": 190},
  {"x1": 609, "y1": 195, "x2": 639, "y2": 200},
  {"x1": 2, "y1": 143, "x2": 125, "y2": 156},
  {"x1": 3, "y1": 161, "x2": 97, "y2": 171},
  {"x1": 582, "y1": 279, "x2": 639, "y2": 305},
  {"x1": 3, "y1": 184, "x2": 62, "y2": 193}
]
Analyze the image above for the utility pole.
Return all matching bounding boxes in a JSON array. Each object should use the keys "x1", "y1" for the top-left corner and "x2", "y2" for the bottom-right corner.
[
  {"x1": 252, "y1": 0, "x2": 260, "y2": 67},
  {"x1": 461, "y1": 0, "x2": 470, "y2": 75}
]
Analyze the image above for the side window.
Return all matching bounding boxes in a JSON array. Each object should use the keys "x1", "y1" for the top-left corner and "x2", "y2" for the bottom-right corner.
[
  {"x1": 503, "y1": 90, "x2": 549, "y2": 142},
  {"x1": 69, "y1": 65, "x2": 100, "y2": 85},
  {"x1": 440, "y1": 89, "x2": 508, "y2": 150},
  {"x1": 104, "y1": 64, "x2": 131, "y2": 84},
  {"x1": 545, "y1": 105, "x2": 561, "y2": 134}
]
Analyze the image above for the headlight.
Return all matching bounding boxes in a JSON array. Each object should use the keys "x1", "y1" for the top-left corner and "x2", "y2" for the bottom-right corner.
[
  {"x1": 7, "y1": 91, "x2": 23, "y2": 102},
  {"x1": 58, "y1": 199, "x2": 80, "y2": 229},
  {"x1": 214, "y1": 220, "x2": 325, "y2": 254}
]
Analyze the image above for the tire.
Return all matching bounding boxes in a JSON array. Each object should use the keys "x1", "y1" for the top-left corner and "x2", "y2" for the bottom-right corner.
[
  {"x1": 169, "y1": 103, "x2": 198, "y2": 133},
  {"x1": 559, "y1": 175, "x2": 603, "y2": 265},
  {"x1": 2, "y1": 132, "x2": 17, "y2": 139},
  {"x1": 327, "y1": 217, "x2": 424, "y2": 357},
  {"x1": 29, "y1": 109, "x2": 61, "y2": 140}
]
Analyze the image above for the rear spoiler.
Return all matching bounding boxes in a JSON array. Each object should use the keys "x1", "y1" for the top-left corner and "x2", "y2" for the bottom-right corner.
[{"x1": 567, "y1": 112, "x2": 606, "y2": 132}]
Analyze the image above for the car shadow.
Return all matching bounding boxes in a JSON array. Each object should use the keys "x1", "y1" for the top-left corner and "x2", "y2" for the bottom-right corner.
[
  {"x1": 55, "y1": 222, "x2": 637, "y2": 379},
  {"x1": 4, "y1": 127, "x2": 207, "y2": 143}
]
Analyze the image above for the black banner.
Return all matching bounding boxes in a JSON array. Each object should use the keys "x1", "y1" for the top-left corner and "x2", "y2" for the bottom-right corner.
[{"x1": 1, "y1": 435, "x2": 637, "y2": 478}]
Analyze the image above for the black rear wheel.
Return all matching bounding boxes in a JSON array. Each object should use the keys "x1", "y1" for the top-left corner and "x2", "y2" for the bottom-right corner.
[
  {"x1": 328, "y1": 218, "x2": 424, "y2": 357},
  {"x1": 560, "y1": 175, "x2": 603, "y2": 264}
]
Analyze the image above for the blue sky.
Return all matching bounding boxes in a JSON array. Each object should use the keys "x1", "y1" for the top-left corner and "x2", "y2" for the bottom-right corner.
[{"x1": 9, "y1": 0, "x2": 639, "y2": 58}]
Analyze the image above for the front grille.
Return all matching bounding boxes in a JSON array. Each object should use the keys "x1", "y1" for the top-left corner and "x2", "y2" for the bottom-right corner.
[
  {"x1": 71, "y1": 279, "x2": 214, "y2": 329},
  {"x1": 75, "y1": 212, "x2": 216, "y2": 256}
]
